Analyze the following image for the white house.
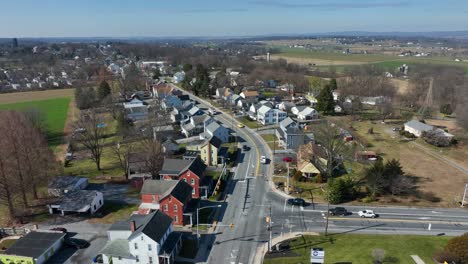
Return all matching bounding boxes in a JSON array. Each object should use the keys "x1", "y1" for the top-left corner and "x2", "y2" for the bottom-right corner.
[
  {"x1": 257, "y1": 105, "x2": 287, "y2": 125},
  {"x1": 404, "y1": 120, "x2": 434, "y2": 137},
  {"x1": 361, "y1": 96, "x2": 385, "y2": 106},
  {"x1": 201, "y1": 122, "x2": 230, "y2": 143},
  {"x1": 48, "y1": 190, "x2": 104, "y2": 216},
  {"x1": 101, "y1": 210, "x2": 182, "y2": 264},
  {"x1": 291, "y1": 106, "x2": 307, "y2": 116},
  {"x1": 278, "y1": 101, "x2": 296, "y2": 112},
  {"x1": 297, "y1": 107, "x2": 319, "y2": 121},
  {"x1": 173, "y1": 72, "x2": 185, "y2": 83}
]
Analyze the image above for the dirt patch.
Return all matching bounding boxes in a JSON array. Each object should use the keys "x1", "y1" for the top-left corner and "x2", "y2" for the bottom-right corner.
[
  {"x1": 271, "y1": 54, "x2": 366, "y2": 66},
  {"x1": 389, "y1": 78, "x2": 410, "y2": 95},
  {"x1": 0, "y1": 89, "x2": 74, "y2": 104}
]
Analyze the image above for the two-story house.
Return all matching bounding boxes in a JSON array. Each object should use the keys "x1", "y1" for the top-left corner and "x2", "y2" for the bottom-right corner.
[
  {"x1": 257, "y1": 105, "x2": 287, "y2": 125},
  {"x1": 152, "y1": 82, "x2": 174, "y2": 99},
  {"x1": 181, "y1": 115, "x2": 214, "y2": 138},
  {"x1": 162, "y1": 95, "x2": 182, "y2": 111},
  {"x1": 101, "y1": 210, "x2": 182, "y2": 264},
  {"x1": 186, "y1": 136, "x2": 226, "y2": 166},
  {"x1": 240, "y1": 90, "x2": 259, "y2": 104},
  {"x1": 296, "y1": 107, "x2": 319, "y2": 120},
  {"x1": 276, "y1": 117, "x2": 310, "y2": 150},
  {"x1": 139, "y1": 180, "x2": 193, "y2": 226},
  {"x1": 200, "y1": 122, "x2": 230, "y2": 143},
  {"x1": 159, "y1": 157, "x2": 208, "y2": 199}
]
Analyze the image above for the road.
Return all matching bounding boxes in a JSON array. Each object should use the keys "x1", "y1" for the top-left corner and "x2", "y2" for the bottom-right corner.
[{"x1": 173, "y1": 84, "x2": 468, "y2": 264}]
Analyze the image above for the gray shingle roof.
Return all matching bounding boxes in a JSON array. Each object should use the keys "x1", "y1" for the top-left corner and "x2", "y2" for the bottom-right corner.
[
  {"x1": 51, "y1": 190, "x2": 100, "y2": 212},
  {"x1": 48, "y1": 176, "x2": 85, "y2": 189},
  {"x1": 5, "y1": 231, "x2": 66, "y2": 258},
  {"x1": 100, "y1": 239, "x2": 132, "y2": 258},
  {"x1": 128, "y1": 210, "x2": 173, "y2": 243},
  {"x1": 141, "y1": 180, "x2": 192, "y2": 203},
  {"x1": 160, "y1": 158, "x2": 206, "y2": 177},
  {"x1": 209, "y1": 136, "x2": 222, "y2": 149}
]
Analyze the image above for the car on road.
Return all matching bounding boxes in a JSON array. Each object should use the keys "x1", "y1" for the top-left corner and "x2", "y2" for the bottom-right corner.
[
  {"x1": 260, "y1": 156, "x2": 267, "y2": 164},
  {"x1": 282, "y1": 157, "x2": 294, "y2": 162},
  {"x1": 237, "y1": 123, "x2": 245, "y2": 128},
  {"x1": 242, "y1": 145, "x2": 250, "y2": 151},
  {"x1": 50, "y1": 227, "x2": 67, "y2": 233},
  {"x1": 392, "y1": 127, "x2": 401, "y2": 131},
  {"x1": 358, "y1": 210, "x2": 377, "y2": 218},
  {"x1": 287, "y1": 198, "x2": 306, "y2": 206},
  {"x1": 93, "y1": 254, "x2": 103, "y2": 263},
  {"x1": 328, "y1": 207, "x2": 348, "y2": 216},
  {"x1": 65, "y1": 238, "x2": 90, "y2": 249}
]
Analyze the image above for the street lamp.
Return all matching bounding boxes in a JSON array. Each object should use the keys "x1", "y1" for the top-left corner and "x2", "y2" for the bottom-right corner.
[{"x1": 196, "y1": 204, "x2": 222, "y2": 245}]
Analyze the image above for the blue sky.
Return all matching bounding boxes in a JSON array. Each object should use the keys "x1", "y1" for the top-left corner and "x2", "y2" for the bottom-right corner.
[{"x1": 1, "y1": 0, "x2": 468, "y2": 37}]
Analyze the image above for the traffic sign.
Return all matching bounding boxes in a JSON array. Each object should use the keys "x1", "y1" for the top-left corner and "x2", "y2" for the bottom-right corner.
[{"x1": 310, "y1": 248, "x2": 325, "y2": 264}]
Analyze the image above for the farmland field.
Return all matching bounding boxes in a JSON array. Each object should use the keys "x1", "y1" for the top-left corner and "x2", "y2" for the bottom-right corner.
[
  {"x1": 0, "y1": 88, "x2": 74, "y2": 104},
  {"x1": 0, "y1": 97, "x2": 72, "y2": 146}
]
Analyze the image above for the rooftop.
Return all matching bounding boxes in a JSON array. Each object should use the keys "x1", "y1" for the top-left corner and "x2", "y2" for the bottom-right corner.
[
  {"x1": 5, "y1": 231, "x2": 66, "y2": 258},
  {"x1": 141, "y1": 180, "x2": 192, "y2": 203},
  {"x1": 48, "y1": 176, "x2": 86, "y2": 189}
]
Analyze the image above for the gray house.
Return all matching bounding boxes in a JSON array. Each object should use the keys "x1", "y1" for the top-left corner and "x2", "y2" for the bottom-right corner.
[
  {"x1": 48, "y1": 176, "x2": 88, "y2": 197},
  {"x1": 276, "y1": 117, "x2": 309, "y2": 150}
]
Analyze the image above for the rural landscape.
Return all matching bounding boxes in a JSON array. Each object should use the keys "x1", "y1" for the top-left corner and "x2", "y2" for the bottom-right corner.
[{"x1": 1, "y1": 1, "x2": 468, "y2": 264}]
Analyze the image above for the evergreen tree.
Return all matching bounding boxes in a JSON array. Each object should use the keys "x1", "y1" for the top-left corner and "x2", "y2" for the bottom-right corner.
[
  {"x1": 97, "y1": 80, "x2": 111, "y2": 101},
  {"x1": 152, "y1": 68, "x2": 161, "y2": 80},
  {"x1": 329, "y1": 78, "x2": 338, "y2": 90},
  {"x1": 316, "y1": 84, "x2": 335, "y2": 114}
]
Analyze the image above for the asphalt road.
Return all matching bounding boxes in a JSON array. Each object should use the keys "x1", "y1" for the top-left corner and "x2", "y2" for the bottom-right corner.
[{"x1": 173, "y1": 85, "x2": 468, "y2": 264}]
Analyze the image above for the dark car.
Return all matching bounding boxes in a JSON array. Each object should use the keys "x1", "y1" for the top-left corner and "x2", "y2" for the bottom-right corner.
[
  {"x1": 242, "y1": 145, "x2": 250, "y2": 151},
  {"x1": 287, "y1": 198, "x2": 306, "y2": 206},
  {"x1": 50, "y1": 227, "x2": 67, "y2": 233},
  {"x1": 93, "y1": 254, "x2": 103, "y2": 263},
  {"x1": 328, "y1": 207, "x2": 348, "y2": 216},
  {"x1": 282, "y1": 157, "x2": 294, "y2": 162},
  {"x1": 65, "y1": 238, "x2": 90, "y2": 249}
]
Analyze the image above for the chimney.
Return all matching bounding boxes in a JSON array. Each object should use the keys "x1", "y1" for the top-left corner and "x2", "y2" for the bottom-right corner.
[{"x1": 130, "y1": 220, "x2": 136, "y2": 232}]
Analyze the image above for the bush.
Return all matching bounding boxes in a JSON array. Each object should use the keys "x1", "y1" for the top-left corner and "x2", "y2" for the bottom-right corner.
[
  {"x1": 316, "y1": 174, "x2": 323, "y2": 184},
  {"x1": 327, "y1": 177, "x2": 357, "y2": 204},
  {"x1": 422, "y1": 130, "x2": 452, "y2": 147},
  {"x1": 399, "y1": 130, "x2": 416, "y2": 138},
  {"x1": 434, "y1": 233, "x2": 468, "y2": 264}
]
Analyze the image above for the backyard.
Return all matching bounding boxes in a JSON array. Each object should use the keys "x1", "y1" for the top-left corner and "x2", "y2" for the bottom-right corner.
[{"x1": 263, "y1": 234, "x2": 450, "y2": 264}]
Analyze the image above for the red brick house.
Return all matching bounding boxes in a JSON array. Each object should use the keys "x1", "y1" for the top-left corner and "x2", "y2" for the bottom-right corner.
[
  {"x1": 139, "y1": 179, "x2": 193, "y2": 226},
  {"x1": 159, "y1": 157, "x2": 207, "y2": 199}
]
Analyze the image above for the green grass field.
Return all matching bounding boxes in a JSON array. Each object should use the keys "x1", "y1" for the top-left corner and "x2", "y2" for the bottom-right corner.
[
  {"x1": 263, "y1": 234, "x2": 450, "y2": 264},
  {"x1": 0, "y1": 97, "x2": 71, "y2": 146}
]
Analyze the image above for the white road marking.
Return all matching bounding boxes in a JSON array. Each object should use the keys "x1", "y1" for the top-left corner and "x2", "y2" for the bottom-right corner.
[
  {"x1": 291, "y1": 205, "x2": 295, "y2": 212},
  {"x1": 284, "y1": 199, "x2": 287, "y2": 212}
]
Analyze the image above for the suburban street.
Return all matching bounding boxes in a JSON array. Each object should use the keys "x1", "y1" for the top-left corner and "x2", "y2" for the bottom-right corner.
[{"x1": 175, "y1": 84, "x2": 468, "y2": 264}]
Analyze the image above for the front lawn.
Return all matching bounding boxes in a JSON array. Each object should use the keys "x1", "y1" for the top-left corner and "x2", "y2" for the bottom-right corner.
[
  {"x1": 264, "y1": 234, "x2": 450, "y2": 264},
  {"x1": 261, "y1": 134, "x2": 276, "y2": 142},
  {"x1": 237, "y1": 116, "x2": 259, "y2": 129}
]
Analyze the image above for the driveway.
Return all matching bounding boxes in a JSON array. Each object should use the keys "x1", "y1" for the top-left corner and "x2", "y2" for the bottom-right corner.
[{"x1": 87, "y1": 183, "x2": 140, "y2": 204}]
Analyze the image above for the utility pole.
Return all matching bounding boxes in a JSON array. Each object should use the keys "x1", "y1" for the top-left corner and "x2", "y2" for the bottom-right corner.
[
  {"x1": 462, "y1": 183, "x2": 468, "y2": 207},
  {"x1": 267, "y1": 205, "x2": 272, "y2": 252}
]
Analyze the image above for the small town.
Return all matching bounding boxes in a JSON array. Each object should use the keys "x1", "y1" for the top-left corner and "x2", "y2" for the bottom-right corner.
[{"x1": 0, "y1": 1, "x2": 468, "y2": 264}]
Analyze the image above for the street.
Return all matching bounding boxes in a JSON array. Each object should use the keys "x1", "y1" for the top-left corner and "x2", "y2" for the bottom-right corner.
[{"x1": 174, "y1": 84, "x2": 468, "y2": 264}]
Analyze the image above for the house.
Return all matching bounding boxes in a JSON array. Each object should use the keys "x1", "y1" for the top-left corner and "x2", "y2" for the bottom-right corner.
[
  {"x1": 162, "y1": 139, "x2": 179, "y2": 154},
  {"x1": 278, "y1": 101, "x2": 296, "y2": 112},
  {"x1": 257, "y1": 105, "x2": 287, "y2": 125},
  {"x1": 237, "y1": 99, "x2": 248, "y2": 110},
  {"x1": 0, "y1": 231, "x2": 66, "y2": 264},
  {"x1": 162, "y1": 95, "x2": 182, "y2": 111},
  {"x1": 152, "y1": 83, "x2": 174, "y2": 99},
  {"x1": 173, "y1": 71, "x2": 185, "y2": 83},
  {"x1": 240, "y1": 90, "x2": 259, "y2": 103},
  {"x1": 201, "y1": 122, "x2": 230, "y2": 143},
  {"x1": 124, "y1": 98, "x2": 149, "y2": 121},
  {"x1": 355, "y1": 151, "x2": 378, "y2": 161},
  {"x1": 297, "y1": 107, "x2": 319, "y2": 120},
  {"x1": 159, "y1": 157, "x2": 207, "y2": 199},
  {"x1": 48, "y1": 176, "x2": 88, "y2": 197},
  {"x1": 127, "y1": 152, "x2": 151, "y2": 179},
  {"x1": 47, "y1": 190, "x2": 104, "y2": 216},
  {"x1": 170, "y1": 101, "x2": 194, "y2": 123},
  {"x1": 361, "y1": 96, "x2": 385, "y2": 106},
  {"x1": 181, "y1": 115, "x2": 214, "y2": 138},
  {"x1": 101, "y1": 210, "x2": 182, "y2": 264},
  {"x1": 276, "y1": 118, "x2": 309, "y2": 150},
  {"x1": 215, "y1": 87, "x2": 232, "y2": 99},
  {"x1": 291, "y1": 105, "x2": 307, "y2": 116},
  {"x1": 139, "y1": 180, "x2": 193, "y2": 226},
  {"x1": 153, "y1": 125, "x2": 175, "y2": 140},
  {"x1": 186, "y1": 136, "x2": 225, "y2": 166},
  {"x1": 229, "y1": 94, "x2": 241, "y2": 106},
  {"x1": 297, "y1": 160, "x2": 321, "y2": 179},
  {"x1": 404, "y1": 120, "x2": 434, "y2": 137}
]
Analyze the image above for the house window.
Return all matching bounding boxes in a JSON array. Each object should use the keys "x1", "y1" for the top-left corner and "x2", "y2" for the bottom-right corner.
[
  {"x1": 141, "y1": 236, "x2": 144, "y2": 241},
  {"x1": 135, "y1": 255, "x2": 139, "y2": 262},
  {"x1": 183, "y1": 178, "x2": 187, "y2": 182},
  {"x1": 99, "y1": 200, "x2": 102, "y2": 205},
  {"x1": 190, "y1": 179, "x2": 195, "y2": 185},
  {"x1": 174, "y1": 215, "x2": 178, "y2": 223},
  {"x1": 152, "y1": 195, "x2": 156, "y2": 202},
  {"x1": 148, "y1": 244, "x2": 152, "y2": 251},
  {"x1": 93, "y1": 205, "x2": 96, "y2": 210},
  {"x1": 134, "y1": 243, "x2": 138, "y2": 250},
  {"x1": 164, "y1": 204, "x2": 168, "y2": 211},
  {"x1": 173, "y1": 205, "x2": 178, "y2": 212},
  {"x1": 149, "y1": 257, "x2": 153, "y2": 264},
  {"x1": 192, "y1": 189, "x2": 196, "y2": 195},
  {"x1": 169, "y1": 197, "x2": 172, "y2": 201}
]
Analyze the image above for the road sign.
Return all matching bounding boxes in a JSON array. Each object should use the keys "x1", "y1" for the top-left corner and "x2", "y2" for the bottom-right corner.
[{"x1": 310, "y1": 248, "x2": 325, "y2": 264}]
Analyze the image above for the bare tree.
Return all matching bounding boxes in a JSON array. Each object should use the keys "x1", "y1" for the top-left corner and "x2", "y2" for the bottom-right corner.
[
  {"x1": 140, "y1": 139, "x2": 165, "y2": 179},
  {"x1": 310, "y1": 122, "x2": 356, "y2": 235},
  {"x1": 112, "y1": 142, "x2": 134, "y2": 180},
  {"x1": 74, "y1": 110, "x2": 107, "y2": 170},
  {"x1": 0, "y1": 154, "x2": 16, "y2": 221}
]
